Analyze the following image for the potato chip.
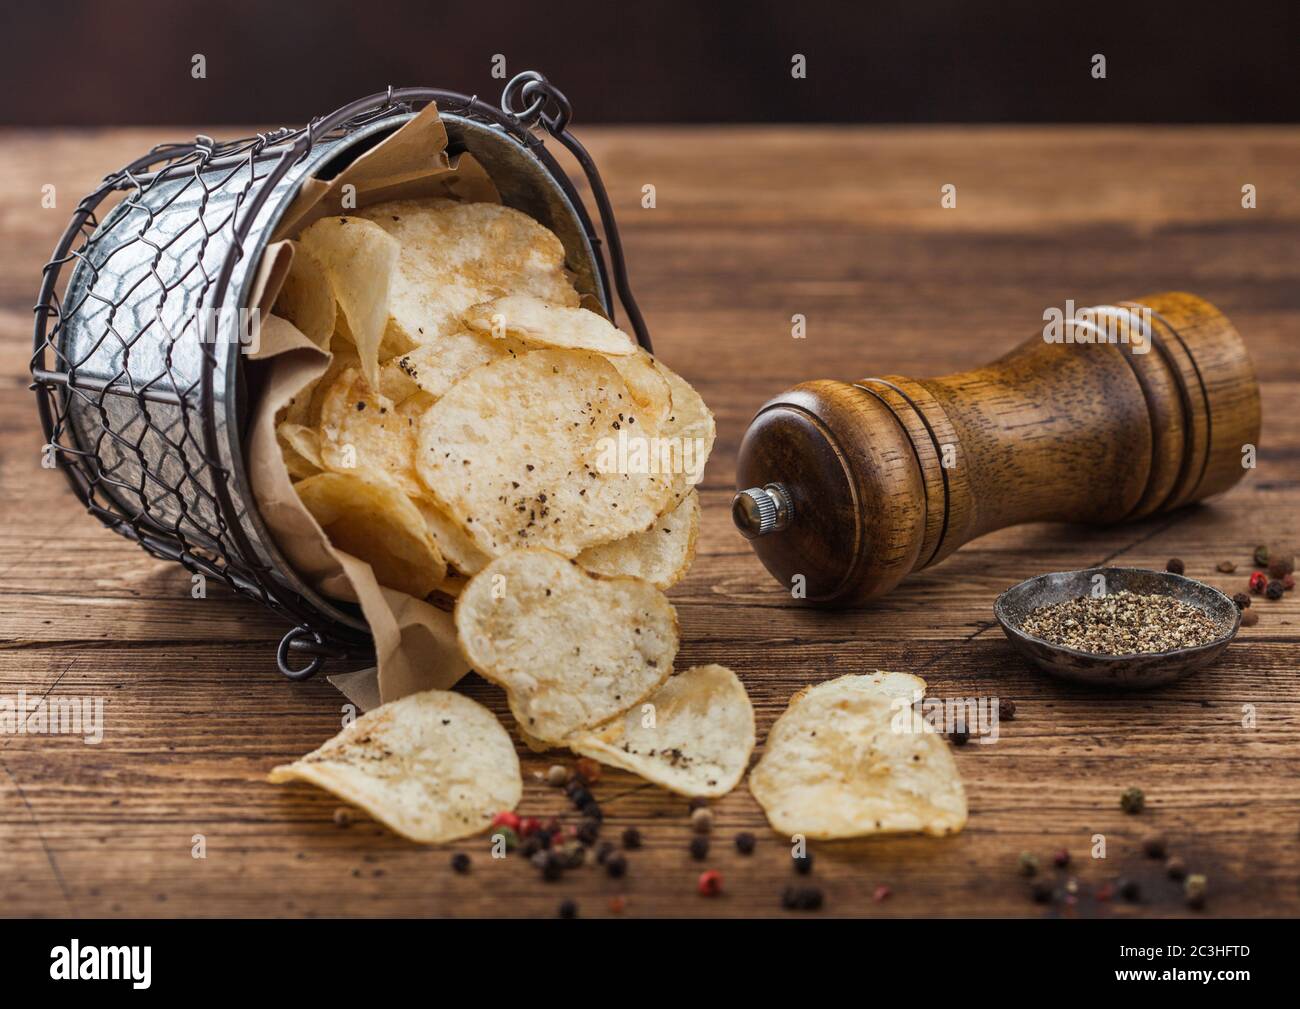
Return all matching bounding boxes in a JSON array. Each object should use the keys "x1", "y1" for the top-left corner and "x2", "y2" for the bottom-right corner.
[
  {"x1": 463, "y1": 295, "x2": 636, "y2": 356},
  {"x1": 299, "y1": 216, "x2": 399, "y2": 389},
  {"x1": 610, "y1": 350, "x2": 672, "y2": 428},
  {"x1": 268, "y1": 689, "x2": 520, "y2": 844},
  {"x1": 416, "y1": 349, "x2": 674, "y2": 558},
  {"x1": 569, "y1": 664, "x2": 754, "y2": 797},
  {"x1": 749, "y1": 673, "x2": 967, "y2": 839},
  {"x1": 456, "y1": 549, "x2": 678, "y2": 743},
  {"x1": 273, "y1": 242, "x2": 336, "y2": 349},
  {"x1": 277, "y1": 421, "x2": 324, "y2": 479},
  {"x1": 317, "y1": 367, "x2": 422, "y2": 499},
  {"x1": 378, "y1": 329, "x2": 526, "y2": 404},
  {"x1": 577, "y1": 490, "x2": 700, "y2": 589},
  {"x1": 355, "y1": 200, "x2": 579, "y2": 347},
  {"x1": 294, "y1": 471, "x2": 446, "y2": 597},
  {"x1": 416, "y1": 498, "x2": 491, "y2": 576},
  {"x1": 655, "y1": 359, "x2": 716, "y2": 505}
]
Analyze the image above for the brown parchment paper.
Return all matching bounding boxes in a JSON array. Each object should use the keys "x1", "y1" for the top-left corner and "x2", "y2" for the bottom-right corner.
[{"x1": 246, "y1": 103, "x2": 500, "y2": 706}]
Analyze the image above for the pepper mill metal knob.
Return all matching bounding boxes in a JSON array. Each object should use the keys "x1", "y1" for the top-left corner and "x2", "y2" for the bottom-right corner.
[
  {"x1": 733, "y1": 292, "x2": 1261, "y2": 607},
  {"x1": 732, "y1": 484, "x2": 794, "y2": 539}
]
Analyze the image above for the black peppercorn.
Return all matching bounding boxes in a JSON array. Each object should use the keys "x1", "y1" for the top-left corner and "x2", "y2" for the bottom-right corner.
[
  {"x1": 520, "y1": 836, "x2": 542, "y2": 859},
  {"x1": 1166, "y1": 558, "x2": 1185, "y2": 575},
  {"x1": 541, "y1": 852, "x2": 565, "y2": 882},
  {"x1": 1233, "y1": 592, "x2": 1251, "y2": 610},
  {"x1": 949, "y1": 729, "x2": 970, "y2": 746},
  {"x1": 557, "y1": 899, "x2": 578, "y2": 919},
  {"x1": 595, "y1": 840, "x2": 615, "y2": 864},
  {"x1": 1118, "y1": 879, "x2": 1141, "y2": 902},
  {"x1": 605, "y1": 853, "x2": 628, "y2": 878},
  {"x1": 998, "y1": 698, "x2": 1017, "y2": 721},
  {"x1": 450, "y1": 852, "x2": 471, "y2": 875},
  {"x1": 689, "y1": 835, "x2": 710, "y2": 861},
  {"x1": 1140, "y1": 832, "x2": 1167, "y2": 858},
  {"x1": 579, "y1": 800, "x2": 603, "y2": 821},
  {"x1": 735, "y1": 831, "x2": 757, "y2": 855},
  {"x1": 1165, "y1": 855, "x2": 1187, "y2": 880},
  {"x1": 577, "y1": 818, "x2": 601, "y2": 845},
  {"x1": 793, "y1": 851, "x2": 814, "y2": 875},
  {"x1": 1030, "y1": 880, "x2": 1053, "y2": 904},
  {"x1": 782, "y1": 885, "x2": 824, "y2": 911},
  {"x1": 1266, "y1": 579, "x2": 1285, "y2": 600},
  {"x1": 621, "y1": 827, "x2": 642, "y2": 850}
]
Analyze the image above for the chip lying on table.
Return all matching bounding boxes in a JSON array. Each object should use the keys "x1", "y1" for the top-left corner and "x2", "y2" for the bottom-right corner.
[{"x1": 268, "y1": 196, "x2": 746, "y2": 838}]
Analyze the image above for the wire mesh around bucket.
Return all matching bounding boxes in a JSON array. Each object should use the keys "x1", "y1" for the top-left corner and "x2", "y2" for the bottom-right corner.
[{"x1": 31, "y1": 73, "x2": 649, "y2": 679}]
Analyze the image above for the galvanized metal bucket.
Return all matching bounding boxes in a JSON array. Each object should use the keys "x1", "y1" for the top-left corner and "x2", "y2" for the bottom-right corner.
[{"x1": 31, "y1": 72, "x2": 649, "y2": 678}]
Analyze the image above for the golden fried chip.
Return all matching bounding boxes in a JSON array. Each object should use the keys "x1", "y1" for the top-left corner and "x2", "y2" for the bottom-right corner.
[
  {"x1": 317, "y1": 367, "x2": 422, "y2": 499},
  {"x1": 577, "y1": 490, "x2": 700, "y2": 589},
  {"x1": 655, "y1": 358, "x2": 716, "y2": 505},
  {"x1": 355, "y1": 200, "x2": 579, "y2": 346},
  {"x1": 298, "y1": 216, "x2": 399, "y2": 389},
  {"x1": 277, "y1": 421, "x2": 324, "y2": 479},
  {"x1": 570, "y1": 664, "x2": 754, "y2": 797},
  {"x1": 273, "y1": 242, "x2": 336, "y2": 349},
  {"x1": 610, "y1": 350, "x2": 672, "y2": 428},
  {"x1": 463, "y1": 296, "x2": 636, "y2": 356},
  {"x1": 378, "y1": 329, "x2": 526, "y2": 404},
  {"x1": 416, "y1": 498, "x2": 491, "y2": 576},
  {"x1": 294, "y1": 471, "x2": 445, "y2": 597},
  {"x1": 456, "y1": 549, "x2": 678, "y2": 743},
  {"x1": 749, "y1": 673, "x2": 967, "y2": 839},
  {"x1": 268, "y1": 689, "x2": 520, "y2": 844},
  {"x1": 416, "y1": 349, "x2": 674, "y2": 558}
]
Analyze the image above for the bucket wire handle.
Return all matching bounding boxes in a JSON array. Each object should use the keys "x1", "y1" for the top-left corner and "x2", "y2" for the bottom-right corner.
[{"x1": 501, "y1": 72, "x2": 651, "y2": 353}]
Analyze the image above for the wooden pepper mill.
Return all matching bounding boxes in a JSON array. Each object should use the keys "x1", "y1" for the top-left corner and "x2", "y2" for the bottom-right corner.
[{"x1": 733, "y1": 292, "x2": 1261, "y2": 606}]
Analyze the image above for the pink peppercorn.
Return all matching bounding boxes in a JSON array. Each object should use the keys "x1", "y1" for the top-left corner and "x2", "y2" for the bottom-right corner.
[{"x1": 697, "y1": 870, "x2": 723, "y2": 897}]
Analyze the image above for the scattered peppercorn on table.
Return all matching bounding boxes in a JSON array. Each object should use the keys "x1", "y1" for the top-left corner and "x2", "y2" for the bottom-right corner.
[{"x1": 2, "y1": 125, "x2": 1298, "y2": 918}]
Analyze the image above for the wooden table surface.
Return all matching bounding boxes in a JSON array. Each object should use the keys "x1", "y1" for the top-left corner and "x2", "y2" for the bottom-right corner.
[{"x1": 2, "y1": 125, "x2": 1298, "y2": 918}]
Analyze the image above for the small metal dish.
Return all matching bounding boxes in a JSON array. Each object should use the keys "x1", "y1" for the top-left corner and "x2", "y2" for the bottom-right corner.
[{"x1": 994, "y1": 566, "x2": 1241, "y2": 689}]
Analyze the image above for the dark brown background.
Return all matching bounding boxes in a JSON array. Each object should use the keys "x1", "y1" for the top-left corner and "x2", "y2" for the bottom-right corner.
[{"x1": 3, "y1": 0, "x2": 1298, "y2": 126}]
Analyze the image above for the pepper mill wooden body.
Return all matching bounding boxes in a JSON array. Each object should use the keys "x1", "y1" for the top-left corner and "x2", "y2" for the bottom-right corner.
[{"x1": 733, "y1": 292, "x2": 1261, "y2": 606}]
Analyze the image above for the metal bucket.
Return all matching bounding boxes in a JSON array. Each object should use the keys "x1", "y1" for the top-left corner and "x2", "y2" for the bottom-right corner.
[{"x1": 31, "y1": 73, "x2": 649, "y2": 678}]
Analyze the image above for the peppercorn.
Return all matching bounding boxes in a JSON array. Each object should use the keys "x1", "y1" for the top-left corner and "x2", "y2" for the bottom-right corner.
[
  {"x1": 576, "y1": 818, "x2": 601, "y2": 846},
  {"x1": 1266, "y1": 579, "x2": 1284, "y2": 600},
  {"x1": 689, "y1": 835, "x2": 710, "y2": 861},
  {"x1": 450, "y1": 852, "x2": 471, "y2": 875},
  {"x1": 998, "y1": 698, "x2": 1017, "y2": 721},
  {"x1": 490, "y1": 810, "x2": 521, "y2": 832},
  {"x1": 1141, "y1": 831, "x2": 1167, "y2": 858},
  {"x1": 491, "y1": 826, "x2": 518, "y2": 850},
  {"x1": 605, "y1": 853, "x2": 627, "y2": 879},
  {"x1": 1254, "y1": 545, "x2": 1270, "y2": 566},
  {"x1": 520, "y1": 836, "x2": 542, "y2": 859},
  {"x1": 546, "y1": 764, "x2": 569, "y2": 787},
  {"x1": 1030, "y1": 880, "x2": 1053, "y2": 904},
  {"x1": 1017, "y1": 851, "x2": 1040, "y2": 877},
  {"x1": 518, "y1": 816, "x2": 542, "y2": 837},
  {"x1": 1250, "y1": 571, "x2": 1268, "y2": 594},
  {"x1": 688, "y1": 797, "x2": 710, "y2": 812},
  {"x1": 690, "y1": 806, "x2": 714, "y2": 834},
  {"x1": 530, "y1": 850, "x2": 549, "y2": 870},
  {"x1": 579, "y1": 800, "x2": 603, "y2": 821},
  {"x1": 1165, "y1": 855, "x2": 1188, "y2": 880},
  {"x1": 1096, "y1": 882, "x2": 1114, "y2": 902},
  {"x1": 1118, "y1": 879, "x2": 1141, "y2": 902},
  {"x1": 1166, "y1": 558, "x2": 1185, "y2": 575},
  {"x1": 949, "y1": 729, "x2": 970, "y2": 746},
  {"x1": 1052, "y1": 848, "x2": 1070, "y2": 868},
  {"x1": 575, "y1": 757, "x2": 602, "y2": 783},
  {"x1": 793, "y1": 850, "x2": 814, "y2": 874},
  {"x1": 541, "y1": 852, "x2": 565, "y2": 882},
  {"x1": 562, "y1": 842, "x2": 586, "y2": 869},
  {"x1": 1233, "y1": 592, "x2": 1251, "y2": 610},
  {"x1": 621, "y1": 827, "x2": 642, "y2": 850},
  {"x1": 1217, "y1": 560, "x2": 1237, "y2": 574},
  {"x1": 1120, "y1": 787, "x2": 1145, "y2": 814},
  {"x1": 557, "y1": 899, "x2": 578, "y2": 919},
  {"x1": 782, "y1": 884, "x2": 823, "y2": 910},
  {"x1": 872, "y1": 885, "x2": 891, "y2": 902},
  {"x1": 608, "y1": 895, "x2": 626, "y2": 914},
  {"x1": 1267, "y1": 552, "x2": 1294, "y2": 578},
  {"x1": 735, "y1": 831, "x2": 756, "y2": 855},
  {"x1": 333, "y1": 807, "x2": 354, "y2": 827},
  {"x1": 1184, "y1": 873, "x2": 1207, "y2": 909},
  {"x1": 697, "y1": 870, "x2": 723, "y2": 897},
  {"x1": 1241, "y1": 609, "x2": 1259, "y2": 627}
]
